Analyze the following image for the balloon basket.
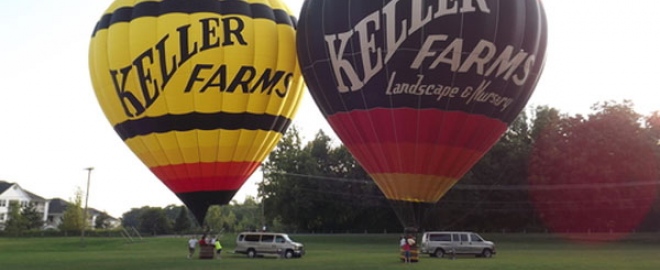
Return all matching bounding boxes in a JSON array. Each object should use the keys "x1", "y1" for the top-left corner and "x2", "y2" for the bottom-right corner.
[{"x1": 199, "y1": 245, "x2": 215, "y2": 259}]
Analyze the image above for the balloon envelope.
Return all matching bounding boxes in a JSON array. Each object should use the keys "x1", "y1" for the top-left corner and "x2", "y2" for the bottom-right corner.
[
  {"x1": 297, "y1": 0, "x2": 547, "y2": 228},
  {"x1": 89, "y1": 0, "x2": 304, "y2": 224}
]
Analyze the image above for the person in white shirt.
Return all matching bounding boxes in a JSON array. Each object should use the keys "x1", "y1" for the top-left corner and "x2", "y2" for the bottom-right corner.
[{"x1": 187, "y1": 236, "x2": 198, "y2": 259}]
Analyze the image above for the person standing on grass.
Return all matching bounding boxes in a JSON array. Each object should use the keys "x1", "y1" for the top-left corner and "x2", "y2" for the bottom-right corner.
[
  {"x1": 187, "y1": 236, "x2": 198, "y2": 259},
  {"x1": 402, "y1": 237, "x2": 411, "y2": 263},
  {"x1": 215, "y1": 238, "x2": 223, "y2": 259}
]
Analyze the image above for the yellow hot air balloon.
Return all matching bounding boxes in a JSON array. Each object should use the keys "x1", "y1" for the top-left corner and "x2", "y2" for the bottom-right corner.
[{"x1": 89, "y1": 0, "x2": 304, "y2": 224}]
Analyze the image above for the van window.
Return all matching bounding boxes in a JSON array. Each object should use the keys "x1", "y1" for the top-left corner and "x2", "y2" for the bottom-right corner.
[
  {"x1": 452, "y1": 234, "x2": 460, "y2": 242},
  {"x1": 261, "y1": 235, "x2": 275, "y2": 243},
  {"x1": 275, "y1": 235, "x2": 286, "y2": 243},
  {"x1": 429, "y1": 233, "x2": 451, "y2": 241},
  {"x1": 470, "y1": 233, "x2": 483, "y2": 242},
  {"x1": 244, "y1": 234, "x2": 260, "y2": 242},
  {"x1": 460, "y1": 234, "x2": 468, "y2": 242}
]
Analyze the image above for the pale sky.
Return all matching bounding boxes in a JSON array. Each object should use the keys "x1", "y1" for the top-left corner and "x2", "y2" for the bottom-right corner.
[{"x1": 0, "y1": 0, "x2": 658, "y2": 218}]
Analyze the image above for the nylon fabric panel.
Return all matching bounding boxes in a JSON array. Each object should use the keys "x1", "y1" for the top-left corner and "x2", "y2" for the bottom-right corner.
[
  {"x1": 153, "y1": 161, "x2": 261, "y2": 193},
  {"x1": 326, "y1": 109, "x2": 506, "y2": 178},
  {"x1": 344, "y1": 142, "x2": 486, "y2": 178},
  {"x1": 327, "y1": 109, "x2": 507, "y2": 148},
  {"x1": 89, "y1": 0, "x2": 304, "y2": 224},
  {"x1": 91, "y1": 0, "x2": 302, "y2": 127},
  {"x1": 297, "y1": 0, "x2": 547, "y2": 228},
  {"x1": 372, "y1": 173, "x2": 459, "y2": 203},
  {"x1": 298, "y1": 0, "x2": 546, "y2": 122},
  {"x1": 124, "y1": 130, "x2": 281, "y2": 167}
]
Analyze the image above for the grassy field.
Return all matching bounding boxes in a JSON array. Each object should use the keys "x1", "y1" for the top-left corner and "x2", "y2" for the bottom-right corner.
[{"x1": 1, "y1": 233, "x2": 660, "y2": 270}]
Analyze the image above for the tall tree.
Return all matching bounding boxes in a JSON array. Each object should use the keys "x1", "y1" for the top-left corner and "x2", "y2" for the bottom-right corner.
[
  {"x1": 638, "y1": 111, "x2": 660, "y2": 230},
  {"x1": 528, "y1": 101, "x2": 658, "y2": 238},
  {"x1": 220, "y1": 208, "x2": 237, "y2": 233},
  {"x1": 262, "y1": 126, "x2": 311, "y2": 230},
  {"x1": 4, "y1": 201, "x2": 27, "y2": 236},
  {"x1": 204, "y1": 205, "x2": 224, "y2": 233},
  {"x1": 94, "y1": 211, "x2": 113, "y2": 229},
  {"x1": 22, "y1": 203, "x2": 44, "y2": 230},
  {"x1": 231, "y1": 197, "x2": 261, "y2": 232},
  {"x1": 122, "y1": 206, "x2": 149, "y2": 228},
  {"x1": 59, "y1": 188, "x2": 84, "y2": 233},
  {"x1": 173, "y1": 207, "x2": 192, "y2": 233},
  {"x1": 138, "y1": 207, "x2": 171, "y2": 235},
  {"x1": 263, "y1": 127, "x2": 397, "y2": 232}
]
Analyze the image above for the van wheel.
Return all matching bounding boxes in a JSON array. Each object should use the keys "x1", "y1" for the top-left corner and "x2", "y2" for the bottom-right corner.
[
  {"x1": 285, "y1": 250, "x2": 294, "y2": 259},
  {"x1": 481, "y1": 249, "x2": 492, "y2": 258},
  {"x1": 247, "y1": 249, "x2": 257, "y2": 258},
  {"x1": 434, "y1": 249, "x2": 445, "y2": 258}
]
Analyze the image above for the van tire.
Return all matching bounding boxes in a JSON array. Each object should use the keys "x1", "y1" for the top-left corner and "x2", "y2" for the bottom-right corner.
[
  {"x1": 481, "y1": 249, "x2": 493, "y2": 258},
  {"x1": 285, "y1": 250, "x2": 294, "y2": 259},
  {"x1": 434, "y1": 249, "x2": 445, "y2": 258},
  {"x1": 247, "y1": 249, "x2": 257, "y2": 258}
]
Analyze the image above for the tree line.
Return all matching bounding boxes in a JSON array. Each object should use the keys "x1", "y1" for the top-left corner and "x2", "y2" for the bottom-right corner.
[
  {"x1": 119, "y1": 197, "x2": 265, "y2": 235},
  {"x1": 5, "y1": 101, "x2": 659, "y2": 236},
  {"x1": 258, "y1": 101, "x2": 660, "y2": 233},
  {"x1": 116, "y1": 101, "x2": 660, "y2": 234}
]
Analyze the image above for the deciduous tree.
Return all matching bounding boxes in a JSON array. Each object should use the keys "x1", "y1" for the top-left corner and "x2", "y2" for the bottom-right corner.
[
  {"x1": 528, "y1": 101, "x2": 658, "y2": 239},
  {"x1": 138, "y1": 207, "x2": 171, "y2": 235},
  {"x1": 22, "y1": 203, "x2": 44, "y2": 230},
  {"x1": 173, "y1": 207, "x2": 192, "y2": 233},
  {"x1": 59, "y1": 188, "x2": 84, "y2": 233},
  {"x1": 4, "y1": 201, "x2": 27, "y2": 236}
]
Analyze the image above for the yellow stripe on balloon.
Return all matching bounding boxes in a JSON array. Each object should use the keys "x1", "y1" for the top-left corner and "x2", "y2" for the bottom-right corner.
[
  {"x1": 371, "y1": 174, "x2": 461, "y2": 203},
  {"x1": 124, "y1": 129, "x2": 282, "y2": 168}
]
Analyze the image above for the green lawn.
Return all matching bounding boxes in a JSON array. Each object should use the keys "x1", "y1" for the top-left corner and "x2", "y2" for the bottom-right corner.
[{"x1": 1, "y1": 233, "x2": 659, "y2": 270}]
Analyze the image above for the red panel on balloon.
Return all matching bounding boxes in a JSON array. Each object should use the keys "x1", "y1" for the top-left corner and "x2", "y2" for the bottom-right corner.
[
  {"x1": 327, "y1": 108, "x2": 507, "y2": 177},
  {"x1": 151, "y1": 162, "x2": 261, "y2": 193}
]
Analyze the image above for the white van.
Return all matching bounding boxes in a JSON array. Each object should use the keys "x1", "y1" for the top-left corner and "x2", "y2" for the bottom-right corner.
[
  {"x1": 234, "y1": 232, "x2": 305, "y2": 259},
  {"x1": 420, "y1": 231, "x2": 496, "y2": 258}
]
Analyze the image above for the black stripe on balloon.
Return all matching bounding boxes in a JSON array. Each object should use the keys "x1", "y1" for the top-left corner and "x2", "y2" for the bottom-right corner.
[
  {"x1": 114, "y1": 112, "x2": 292, "y2": 141},
  {"x1": 92, "y1": 0, "x2": 297, "y2": 37},
  {"x1": 176, "y1": 190, "x2": 237, "y2": 225}
]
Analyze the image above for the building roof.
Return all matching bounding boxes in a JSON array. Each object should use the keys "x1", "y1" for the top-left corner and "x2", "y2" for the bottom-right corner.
[
  {"x1": 0, "y1": 180, "x2": 14, "y2": 194},
  {"x1": 0, "y1": 180, "x2": 46, "y2": 201},
  {"x1": 48, "y1": 198, "x2": 70, "y2": 214},
  {"x1": 47, "y1": 198, "x2": 107, "y2": 217},
  {"x1": 2, "y1": 181, "x2": 114, "y2": 219},
  {"x1": 25, "y1": 190, "x2": 47, "y2": 201}
]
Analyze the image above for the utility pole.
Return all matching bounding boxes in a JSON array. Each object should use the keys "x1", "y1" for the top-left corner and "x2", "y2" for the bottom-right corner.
[
  {"x1": 261, "y1": 163, "x2": 266, "y2": 231},
  {"x1": 81, "y1": 167, "x2": 94, "y2": 247}
]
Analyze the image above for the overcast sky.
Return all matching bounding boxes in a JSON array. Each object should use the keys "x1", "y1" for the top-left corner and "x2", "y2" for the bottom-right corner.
[{"x1": 1, "y1": 0, "x2": 658, "y2": 218}]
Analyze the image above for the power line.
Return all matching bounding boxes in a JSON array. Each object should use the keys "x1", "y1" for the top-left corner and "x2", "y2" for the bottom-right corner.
[
  {"x1": 271, "y1": 171, "x2": 375, "y2": 185},
  {"x1": 270, "y1": 171, "x2": 660, "y2": 191}
]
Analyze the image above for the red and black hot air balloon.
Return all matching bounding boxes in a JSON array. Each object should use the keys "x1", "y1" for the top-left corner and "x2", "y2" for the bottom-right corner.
[{"x1": 297, "y1": 0, "x2": 547, "y2": 229}]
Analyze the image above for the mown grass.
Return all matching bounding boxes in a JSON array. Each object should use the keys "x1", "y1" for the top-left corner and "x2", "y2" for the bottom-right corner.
[{"x1": 1, "y1": 233, "x2": 660, "y2": 270}]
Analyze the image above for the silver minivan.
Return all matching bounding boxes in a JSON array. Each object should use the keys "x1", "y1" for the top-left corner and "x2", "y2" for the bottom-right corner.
[
  {"x1": 234, "y1": 232, "x2": 305, "y2": 259},
  {"x1": 420, "y1": 231, "x2": 496, "y2": 258}
]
